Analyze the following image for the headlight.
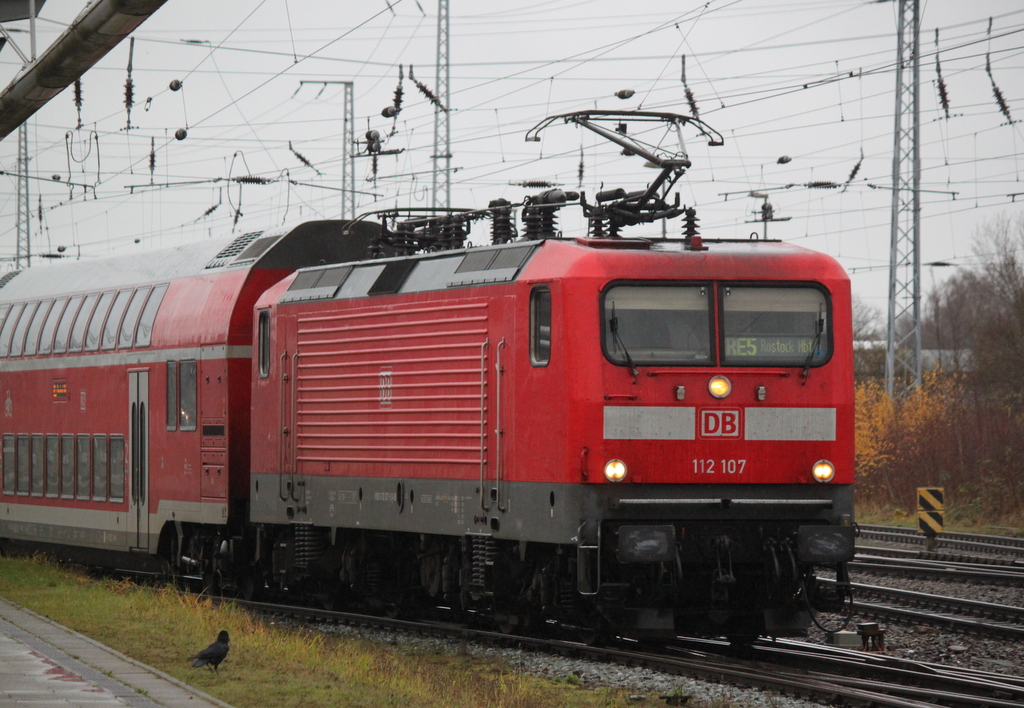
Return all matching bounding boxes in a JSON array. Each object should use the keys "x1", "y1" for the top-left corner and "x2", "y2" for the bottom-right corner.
[
  {"x1": 604, "y1": 459, "x2": 627, "y2": 482},
  {"x1": 811, "y1": 460, "x2": 836, "y2": 483},
  {"x1": 708, "y1": 375, "x2": 731, "y2": 399}
]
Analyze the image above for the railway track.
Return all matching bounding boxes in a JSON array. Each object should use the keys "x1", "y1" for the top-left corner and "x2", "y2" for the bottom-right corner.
[
  {"x1": 667, "y1": 636, "x2": 1024, "y2": 708},
  {"x1": 858, "y1": 525, "x2": 1024, "y2": 559},
  {"x1": 852, "y1": 551, "x2": 1024, "y2": 584},
  {"x1": 849, "y1": 581, "x2": 1024, "y2": 626},
  {"x1": 856, "y1": 544, "x2": 1024, "y2": 568},
  {"x1": 234, "y1": 597, "x2": 1024, "y2": 708}
]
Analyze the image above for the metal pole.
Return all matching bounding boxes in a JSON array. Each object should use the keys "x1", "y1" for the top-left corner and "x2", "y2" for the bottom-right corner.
[
  {"x1": 431, "y1": 0, "x2": 450, "y2": 209},
  {"x1": 885, "y1": 0, "x2": 922, "y2": 395},
  {"x1": 298, "y1": 80, "x2": 354, "y2": 219},
  {"x1": 14, "y1": 0, "x2": 39, "y2": 270},
  {"x1": 16, "y1": 123, "x2": 30, "y2": 269},
  {"x1": 342, "y1": 81, "x2": 354, "y2": 220}
]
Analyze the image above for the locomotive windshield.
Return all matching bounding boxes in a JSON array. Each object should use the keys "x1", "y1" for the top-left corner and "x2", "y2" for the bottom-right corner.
[
  {"x1": 721, "y1": 285, "x2": 829, "y2": 366},
  {"x1": 601, "y1": 283, "x2": 831, "y2": 368},
  {"x1": 603, "y1": 285, "x2": 712, "y2": 365}
]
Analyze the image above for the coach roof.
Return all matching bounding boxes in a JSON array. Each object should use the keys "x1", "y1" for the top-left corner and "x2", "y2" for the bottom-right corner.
[{"x1": 0, "y1": 220, "x2": 378, "y2": 303}]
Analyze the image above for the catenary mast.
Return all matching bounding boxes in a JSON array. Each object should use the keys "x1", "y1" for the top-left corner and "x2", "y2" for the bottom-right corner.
[
  {"x1": 885, "y1": 0, "x2": 922, "y2": 395},
  {"x1": 431, "y1": 0, "x2": 451, "y2": 209}
]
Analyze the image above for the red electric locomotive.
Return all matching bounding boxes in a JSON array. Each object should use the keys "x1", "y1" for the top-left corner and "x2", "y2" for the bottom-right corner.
[
  {"x1": 242, "y1": 112, "x2": 855, "y2": 638},
  {"x1": 0, "y1": 111, "x2": 854, "y2": 640}
]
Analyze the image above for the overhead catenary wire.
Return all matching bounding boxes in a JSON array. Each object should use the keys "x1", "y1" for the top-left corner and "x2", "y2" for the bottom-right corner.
[{"x1": 2, "y1": 1, "x2": 1022, "y2": 268}]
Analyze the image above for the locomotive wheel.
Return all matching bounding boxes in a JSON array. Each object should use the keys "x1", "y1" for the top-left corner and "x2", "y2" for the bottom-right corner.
[
  {"x1": 201, "y1": 569, "x2": 220, "y2": 596},
  {"x1": 240, "y1": 571, "x2": 265, "y2": 601},
  {"x1": 312, "y1": 580, "x2": 340, "y2": 611},
  {"x1": 495, "y1": 613, "x2": 518, "y2": 635},
  {"x1": 572, "y1": 626, "x2": 606, "y2": 647}
]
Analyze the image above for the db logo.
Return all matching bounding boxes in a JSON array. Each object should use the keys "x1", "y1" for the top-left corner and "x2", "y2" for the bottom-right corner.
[{"x1": 699, "y1": 408, "x2": 742, "y2": 438}]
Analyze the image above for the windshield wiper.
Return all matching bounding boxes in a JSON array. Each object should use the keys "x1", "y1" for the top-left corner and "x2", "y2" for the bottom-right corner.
[
  {"x1": 609, "y1": 304, "x2": 639, "y2": 379},
  {"x1": 802, "y1": 308, "x2": 825, "y2": 382}
]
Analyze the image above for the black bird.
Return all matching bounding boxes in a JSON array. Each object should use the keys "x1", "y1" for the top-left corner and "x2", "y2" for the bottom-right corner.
[{"x1": 191, "y1": 630, "x2": 230, "y2": 672}]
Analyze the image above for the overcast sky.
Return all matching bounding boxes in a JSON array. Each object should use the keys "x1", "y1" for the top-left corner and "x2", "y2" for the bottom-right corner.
[{"x1": 1, "y1": 0, "x2": 1022, "y2": 318}]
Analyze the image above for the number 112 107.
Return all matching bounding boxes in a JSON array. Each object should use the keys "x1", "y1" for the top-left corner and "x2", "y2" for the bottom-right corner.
[{"x1": 693, "y1": 459, "x2": 747, "y2": 475}]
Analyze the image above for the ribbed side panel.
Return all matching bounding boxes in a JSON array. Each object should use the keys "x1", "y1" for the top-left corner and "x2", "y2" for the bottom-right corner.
[{"x1": 294, "y1": 300, "x2": 488, "y2": 474}]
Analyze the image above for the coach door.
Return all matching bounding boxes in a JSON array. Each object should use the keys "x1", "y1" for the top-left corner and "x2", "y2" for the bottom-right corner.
[{"x1": 128, "y1": 370, "x2": 150, "y2": 550}]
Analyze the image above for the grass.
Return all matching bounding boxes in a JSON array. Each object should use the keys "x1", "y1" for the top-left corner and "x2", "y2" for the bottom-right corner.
[{"x1": 0, "y1": 555, "x2": 669, "y2": 708}]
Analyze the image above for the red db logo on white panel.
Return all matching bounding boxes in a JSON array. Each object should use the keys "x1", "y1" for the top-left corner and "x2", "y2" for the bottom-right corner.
[{"x1": 699, "y1": 408, "x2": 741, "y2": 438}]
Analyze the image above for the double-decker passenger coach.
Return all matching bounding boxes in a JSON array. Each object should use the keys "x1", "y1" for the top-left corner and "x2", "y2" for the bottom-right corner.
[{"x1": 0, "y1": 222, "x2": 373, "y2": 573}]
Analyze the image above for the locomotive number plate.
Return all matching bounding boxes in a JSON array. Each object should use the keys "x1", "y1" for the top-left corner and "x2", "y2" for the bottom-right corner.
[{"x1": 692, "y1": 458, "x2": 746, "y2": 475}]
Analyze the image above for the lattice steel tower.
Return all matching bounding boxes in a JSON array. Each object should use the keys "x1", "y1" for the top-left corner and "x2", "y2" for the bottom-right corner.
[
  {"x1": 15, "y1": 124, "x2": 30, "y2": 268},
  {"x1": 341, "y1": 81, "x2": 355, "y2": 220},
  {"x1": 886, "y1": 0, "x2": 922, "y2": 395},
  {"x1": 432, "y1": 0, "x2": 451, "y2": 209}
]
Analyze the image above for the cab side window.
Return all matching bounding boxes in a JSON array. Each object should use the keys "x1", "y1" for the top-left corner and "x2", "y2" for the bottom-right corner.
[
  {"x1": 258, "y1": 309, "x2": 270, "y2": 378},
  {"x1": 530, "y1": 286, "x2": 551, "y2": 367}
]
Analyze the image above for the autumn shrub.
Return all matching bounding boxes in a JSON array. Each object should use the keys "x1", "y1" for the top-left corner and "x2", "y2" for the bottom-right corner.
[{"x1": 854, "y1": 371, "x2": 1024, "y2": 524}]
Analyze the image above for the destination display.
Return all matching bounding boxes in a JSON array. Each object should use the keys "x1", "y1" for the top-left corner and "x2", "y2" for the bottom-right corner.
[{"x1": 724, "y1": 335, "x2": 818, "y2": 361}]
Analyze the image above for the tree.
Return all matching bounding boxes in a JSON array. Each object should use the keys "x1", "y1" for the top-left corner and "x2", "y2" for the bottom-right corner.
[{"x1": 852, "y1": 295, "x2": 885, "y2": 382}]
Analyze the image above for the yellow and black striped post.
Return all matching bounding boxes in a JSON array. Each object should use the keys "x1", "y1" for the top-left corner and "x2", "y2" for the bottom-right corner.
[{"x1": 917, "y1": 487, "x2": 944, "y2": 549}]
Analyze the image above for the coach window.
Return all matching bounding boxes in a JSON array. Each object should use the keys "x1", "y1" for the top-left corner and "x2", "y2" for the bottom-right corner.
[
  {"x1": 23, "y1": 300, "x2": 53, "y2": 357},
  {"x1": 720, "y1": 285, "x2": 831, "y2": 367},
  {"x1": 0, "y1": 304, "x2": 10, "y2": 355},
  {"x1": 2, "y1": 434, "x2": 15, "y2": 495},
  {"x1": 93, "y1": 435, "x2": 108, "y2": 501},
  {"x1": 102, "y1": 289, "x2": 133, "y2": 350},
  {"x1": 530, "y1": 287, "x2": 551, "y2": 366},
  {"x1": 17, "y1": 434, "x2": 29, "y2": 495},
  {"x1": 38, "y1": 297, "x2": 68, "y2": 355},
  {"x1": 258, "y1": 309, "x2": 271, "y2": 378},
  {"x1": 52, "y1": 295, "x2": 82, "y2": 354},
  {"x1": 118, "y1": 287, "x2": 151, "y2": 349},
  {"x1": 166, "y1": 361, "x2": 178, "y2": 431},
  {"x1": 0, "y1": 302, "x2": 22, "y2": 358},
  {"x1": 77, "y1": 434, "x2": 91, "y2": 501},
  {"x1": 109, "y1": 436, "x2": 125, "y2": 502},
  {"x1": 85, "y1": 291, "x2": 115, "y2": 352},
  {"x1": 10, "y1": 301, "x2": 39, "y2": 357},
  {"x1": 31, "y1": 434, "x2": 44, "y2": 496},
  {"x1": 179, "y1": 360, "x2": 198, "y2": 431},
  {"x1": 135, "y1": 284, "x2": 167, "y2": 348},
  {"x1": 61, "y1": 434, "x2": 75, "y2": 499},
  {"x1": 68, "y1": 293, "x2": 99, "y2": 352},
  {"x1": 45, "y1": 435, "x2": 59, "y2": 498}
]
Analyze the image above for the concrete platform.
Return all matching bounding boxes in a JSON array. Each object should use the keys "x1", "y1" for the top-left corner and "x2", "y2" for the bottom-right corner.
[{"x1": 0, "y1": 596, "x2": 233, "y2": 708}]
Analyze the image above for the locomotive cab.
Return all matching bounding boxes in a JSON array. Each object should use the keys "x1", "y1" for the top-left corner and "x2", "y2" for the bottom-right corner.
[{"x1": 512, "y1": 237, "x2": 856, "y2": 638}]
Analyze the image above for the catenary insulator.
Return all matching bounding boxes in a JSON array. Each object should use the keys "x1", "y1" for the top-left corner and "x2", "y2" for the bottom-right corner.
[
  {"x1": 683, "y1": 206, "x2": 699, "y2": 238},
  {"x1": 488, "y1": 199, "x2": 514, "y2": 244}
]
